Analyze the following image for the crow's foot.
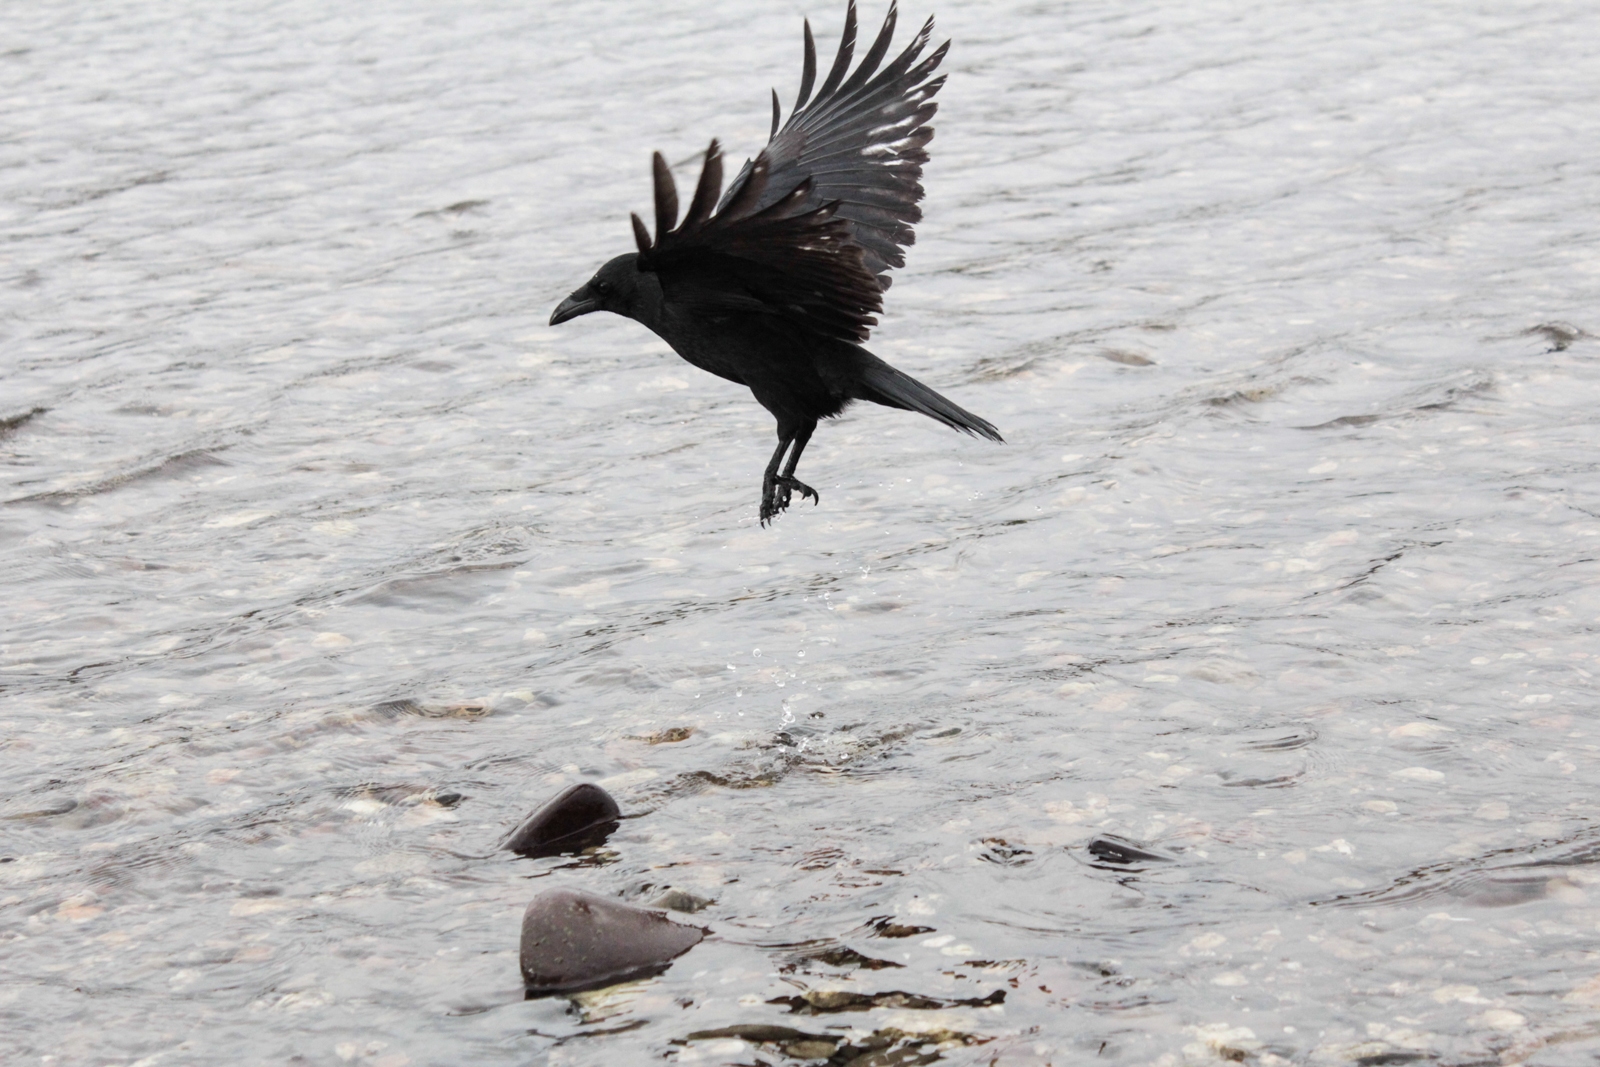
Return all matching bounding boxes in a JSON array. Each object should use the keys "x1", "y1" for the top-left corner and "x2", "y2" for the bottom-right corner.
[
  {"x1": 776, "y1": 476, "x2": 819, "y2": 511},
  {"x1": 760, "y1": 476, "x2": 820, "y2": 526}
]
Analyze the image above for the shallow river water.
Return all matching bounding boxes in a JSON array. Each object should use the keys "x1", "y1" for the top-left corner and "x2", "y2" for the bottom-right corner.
[{"x1": 5, "y1": 1, "x2": 1600, "y2": 1064}]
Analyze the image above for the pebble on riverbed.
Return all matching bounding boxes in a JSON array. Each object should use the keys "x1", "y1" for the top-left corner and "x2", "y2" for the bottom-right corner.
[
  {"x1": 520, "y1": 889, "x2": 706, "y2": 996},
  {"x1": 503, "y1": 782, "x2": 620, "y2": 858}
]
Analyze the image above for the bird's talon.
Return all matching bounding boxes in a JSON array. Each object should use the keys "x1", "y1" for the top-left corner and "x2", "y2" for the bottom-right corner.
[{"x1": 774, "y1": 476, "x2": 818, "y2": 507}]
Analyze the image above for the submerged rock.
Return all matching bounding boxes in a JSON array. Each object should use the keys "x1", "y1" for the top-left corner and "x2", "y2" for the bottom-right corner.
[
  {"x1": 683, "y1": 1025, "x2": 840, "y2": 1061},
  {"x1": 503, "y1": 783, "x2": 620, "y2": 858},
  {"x1": 681, "y1": 1024, "x2": 987, "y2": 1064},
  {"x1": 869, "y1": 917, "x2": 935, "y2": 939},
  {"x1": 647, "y1": 888, "x2": 714, "y2": 913},
  {"x1": 790, "y1": 945, "x2": 903, "y2": 971},
  {"x1": 1084, "y1": 834, "x2": 1177, "y2": 870},
  {"x1": 768, "y1": 987, "x2": 1004, "y2": 1014},
  {"x1": 520, "y1": 889, "x2": 705, "y2": 995}
]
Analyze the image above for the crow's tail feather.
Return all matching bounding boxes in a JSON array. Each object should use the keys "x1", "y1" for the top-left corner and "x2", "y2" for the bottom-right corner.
[{"x1": 853, "y1": 356, "x2": 1004, "y2": 442}]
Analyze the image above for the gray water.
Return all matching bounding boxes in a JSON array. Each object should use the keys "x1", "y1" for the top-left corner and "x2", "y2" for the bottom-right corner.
[{"x1": 4, "y1": 0, "x2": 1600, "y2": 1063}]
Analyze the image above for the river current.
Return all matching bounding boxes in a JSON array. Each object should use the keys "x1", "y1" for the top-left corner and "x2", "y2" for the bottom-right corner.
[{"x1": 5, "y1": 1, "x2": 1600, "y2": 1064}]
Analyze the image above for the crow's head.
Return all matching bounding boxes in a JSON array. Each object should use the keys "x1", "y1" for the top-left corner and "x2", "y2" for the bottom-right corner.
[{"x1": 549, "y1": 254, "x2": 649, "y2": 326}]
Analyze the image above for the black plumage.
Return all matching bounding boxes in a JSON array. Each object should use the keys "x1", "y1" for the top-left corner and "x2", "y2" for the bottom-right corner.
[{"x1": 550, "y1": 1, "x2": 1002, "y2": 525}]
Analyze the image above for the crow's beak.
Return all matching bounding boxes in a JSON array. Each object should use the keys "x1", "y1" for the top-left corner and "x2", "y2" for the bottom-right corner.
[{"x1": 549, "y1": 286, "x2": 600, "y2": 326}]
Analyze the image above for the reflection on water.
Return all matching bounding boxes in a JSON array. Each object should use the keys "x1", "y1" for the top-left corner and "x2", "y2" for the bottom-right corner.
[{"x1": 4, "y1": 0, "x2": 1600, "y2": 1063}]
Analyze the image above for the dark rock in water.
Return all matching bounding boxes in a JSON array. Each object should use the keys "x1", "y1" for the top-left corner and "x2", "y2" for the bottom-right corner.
[
  {"x1": 681, "y1": 1024, "x2": 987, "y2": 1064},
  {"x1": 767, "y1": 987, "x2": 1005, "y2": 1014},
  {"x1": 684, "y1": 1025, "x2": 840, "y2": 1061},
  {"x1": 790, "y1": 945, "x2": 903, "y2": 971},
  {"x1": 1085, "y1": 834, "x2": 1176, "y2": 869},
  {"x1": 503, "y1": 783, "x2": 620, "y2": 858},
  {"x1": 868, "y1": 916, "x2": 935, "y2": 939},
  {"x1": 520, "y1": 889, "x2": 705, "y2": 995}
]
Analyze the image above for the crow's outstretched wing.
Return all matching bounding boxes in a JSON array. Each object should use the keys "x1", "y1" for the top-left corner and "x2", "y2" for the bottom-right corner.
[
  {"x1": 632, "y1": 141, "x2": 883, "y2": 343},
  {"x1": 721, "y1": 1, "x2": 948, "y2": 289}
]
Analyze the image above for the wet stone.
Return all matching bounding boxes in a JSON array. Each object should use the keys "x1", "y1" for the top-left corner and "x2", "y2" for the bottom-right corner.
[
  {"x1": 1084, "y1": 834, "x2": 1177, "y2": 869},
  {"x1": 646, "y1": 888, "x2": 714, "y2": 913},
  {"x1": 869, "y1": 917, "x2": 935, "y2": 939},
  {"x1": 787, "y1": 945, "x2": 904, "y2": 971},
  {"x1": 680, "y1": 1025, "x2": 988, "y2": 1066},
  {"x1": 680, "y1": 1025, "x2": 841, "y2": 1061},
  {"x1": 503, "y1": 783, "x2": 621, "y2": 858},
  {"x1": 1099, "y1": 348, "x2": 1156, "y2": 366},
  {"x1": 0, "y1": 406, "x2": 48, "y2": 440},
  {"x1": 767, "y1": 988, "x2": 1005, "y2": 1015},
  {"x1": 519, "y1": 889, "x2": 706, "y2": 996},
  {"x1": 630, "y1": 726, "x2": 694, "y2": 744},
  {"x1": 980, "y1": 837, "x2": 1034, "y2": 866},
  {"x1": 2, "y1": 799, "x2": 78, "y2": 820},
  {"x1": 370, "y1": 698, "x2": 491, "y2": 720}
]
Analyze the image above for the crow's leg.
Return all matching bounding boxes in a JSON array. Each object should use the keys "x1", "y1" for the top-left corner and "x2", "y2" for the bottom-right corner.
[
  {"x1": 760, "y1": 420, "x2": 821, "y2": 525},
  {"x1": 759, "y1": 430, "x2": 795, "y2": 527},
  {"x1": 774, "y1": 420, "x2": 819, "y2": 510}
]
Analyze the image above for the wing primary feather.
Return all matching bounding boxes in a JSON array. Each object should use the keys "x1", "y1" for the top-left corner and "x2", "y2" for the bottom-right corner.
[
  {"x1": 642, "y1": 3, "x2": 947, "y2": 337},
  {"x1": 876, "y1": 16, "x2": 934, "y2": 83},
  {"x1": 719, "y1": 156, "x2": 769, "y2": 220},
  {"x1": 630, "y1": 212, "x2": 653, "y2": 254},
  {"x1": 738, "y1": 178, "x2": 814, "y2": 225},
  {"x1": 911, "y1": 36, "x2": 949, "y2": 81},
  {"x1": 801, "y1": 14, "x2": 932, "y2": 134},
  {"x1": 651, "y1": 152, "x2": 678, "y2": 239},
  {"x1": 794, "y1": 20, "x2": 817, "y2": 112},
  {"x1": 837, "y1": 1, "x2": 896, "y2": 97},
  {"x1": 813, "y1": 0, "x2": 858, "y2": 103},
  {"x1": 878, "y1": 15, "x2": 932, "y2": 80},
  {"x1": 845, "y1": 16, "x2": 932, "y2": 100},
  {"x1": 750, "y1": 178, "x2": 814, "y2": 221},
  {"x1": 684, "y1": 140, "x2": 723, "y2": 228}
]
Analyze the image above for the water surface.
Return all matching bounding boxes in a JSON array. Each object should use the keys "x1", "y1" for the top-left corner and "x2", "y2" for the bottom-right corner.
[{"x1": 4, "y1": 1, "x2": 1600, "y2": 1064}]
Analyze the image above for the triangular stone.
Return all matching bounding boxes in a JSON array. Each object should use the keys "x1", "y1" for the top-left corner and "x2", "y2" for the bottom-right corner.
[{"x1": 520, "y1": 889, "x2": 706, "y2": 995}]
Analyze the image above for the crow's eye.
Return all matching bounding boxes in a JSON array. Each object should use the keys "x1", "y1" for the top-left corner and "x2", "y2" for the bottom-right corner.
[{"x1": 593, "y1": 279, "x2": 611, "y2": 296}]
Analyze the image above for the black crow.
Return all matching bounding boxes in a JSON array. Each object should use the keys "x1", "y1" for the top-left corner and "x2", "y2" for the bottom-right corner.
[{"x1": 550, "y1": 1, "x2": 1002, "y2": 525}]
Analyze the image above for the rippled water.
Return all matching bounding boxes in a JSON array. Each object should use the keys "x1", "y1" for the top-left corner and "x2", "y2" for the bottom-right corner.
[{"x1": 5, "y1": 0, "x2": 1600, "y2": 1063}]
